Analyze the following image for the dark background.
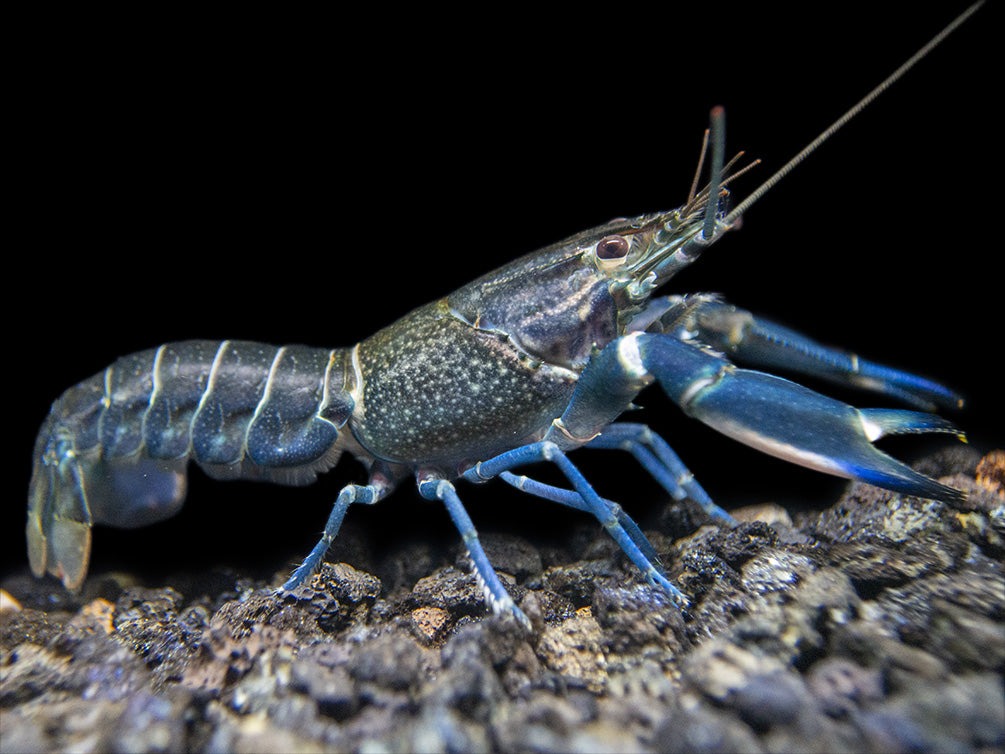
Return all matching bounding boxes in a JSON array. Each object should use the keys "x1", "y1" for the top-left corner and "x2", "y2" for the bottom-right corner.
[{"x1": 6, "y1": 4, "x2": 997, "y2": 586}]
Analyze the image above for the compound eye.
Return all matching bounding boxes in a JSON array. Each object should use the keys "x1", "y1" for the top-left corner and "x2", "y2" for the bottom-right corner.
[{"x1": 596, "y1": 235, "x2": 629, "y2": 260}]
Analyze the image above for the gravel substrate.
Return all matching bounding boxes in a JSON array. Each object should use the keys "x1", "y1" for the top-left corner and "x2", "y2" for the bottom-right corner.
[{"x1": 2, "y1": 446, "x2": 1002, "y2": 753}]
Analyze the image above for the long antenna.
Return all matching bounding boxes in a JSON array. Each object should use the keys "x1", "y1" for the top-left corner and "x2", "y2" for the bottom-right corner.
[{"x1": 721, "y1": 1, "x2": 983, "y2": 227}]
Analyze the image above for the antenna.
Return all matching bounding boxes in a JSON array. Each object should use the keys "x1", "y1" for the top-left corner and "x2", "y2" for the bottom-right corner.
[{"x1": 721, "y1": 1, "x2": 983, "y2": 227}]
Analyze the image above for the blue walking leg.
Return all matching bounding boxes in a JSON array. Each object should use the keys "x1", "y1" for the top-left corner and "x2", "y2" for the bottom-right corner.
[
  {"x1": 464, "y1": 442, "x2": 689, "y2": 607},
  {"x1": 536, "y1": 331, "x2": 731, "y2": 523},
  {"x1": 585, "y1": 422, "x2": 736, "y2": 524},
  {"x1": 417, "y1": 474, "x2": 531, "y2": 629},
  {"x1": 498, "y1": 470, "x2": 664, "y2": 568},
  {"x1": 279, "y1": 481, "x2": 385, "y2": 592}
]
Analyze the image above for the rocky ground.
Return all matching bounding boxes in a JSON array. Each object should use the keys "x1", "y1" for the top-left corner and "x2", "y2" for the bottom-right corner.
[{"x1": 2, "y1": 446, "x2": 1003, "y2": 753}]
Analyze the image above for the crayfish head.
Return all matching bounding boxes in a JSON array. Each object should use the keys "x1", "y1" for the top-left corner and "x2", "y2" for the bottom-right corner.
[
  {"x1": 582, "y1": 198, "x2": 734, "y2": 310},
  {"x1": 444, "y1": 195, "x2": 734, "y2": 371}
]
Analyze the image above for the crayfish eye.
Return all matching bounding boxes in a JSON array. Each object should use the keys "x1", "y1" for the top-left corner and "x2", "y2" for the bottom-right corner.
[{"x1": 596, "y1": 235, "x2": 629, "y2": 260}]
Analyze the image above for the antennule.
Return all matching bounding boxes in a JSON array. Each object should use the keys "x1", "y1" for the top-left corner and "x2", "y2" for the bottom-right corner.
[{"x1": 686, "y1": 129, "x2": 710, "y2": 207}]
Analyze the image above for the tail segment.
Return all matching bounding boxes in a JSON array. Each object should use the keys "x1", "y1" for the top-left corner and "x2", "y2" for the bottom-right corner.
[
  {"x1": 27, "y1": 414, "x2": 187, "y2": 592},
  {"x1": 27, "y1": 418, "x2": 93, "y2": 591}
]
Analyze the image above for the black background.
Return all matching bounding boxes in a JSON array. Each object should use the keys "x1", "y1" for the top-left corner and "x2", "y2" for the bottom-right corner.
[{"x1": 6, "y1": 4, "x2": 998, "y2": 585}]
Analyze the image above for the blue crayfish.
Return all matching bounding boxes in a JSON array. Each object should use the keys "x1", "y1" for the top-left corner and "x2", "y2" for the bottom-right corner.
[{"x1": 27, "y1": 6, "x2": 980, "y2": 628}]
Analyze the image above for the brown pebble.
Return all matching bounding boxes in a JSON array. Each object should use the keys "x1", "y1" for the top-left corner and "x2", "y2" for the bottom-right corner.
[
  {"x1": 976, "y1": 450, "x2": 1005, "y2": 496},
  {"x1": 411, "y1": 606, "x2": 450, "y2": 643},
  {"x1": 69, "y1": 598, "x2": 116, "y2": 634}
]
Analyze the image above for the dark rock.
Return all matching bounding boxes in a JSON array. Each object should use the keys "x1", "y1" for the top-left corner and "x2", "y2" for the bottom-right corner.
[
  {"x1": 714, "y1": 521, "x2": 780, "y2": 568},
  {"x1": 655, "y1": 699, "x2": 766, "y2": 754},
  {"x1": 0, "y1": 607, "x2": 69, "y2": 649},
  {"x1": 477, "y1": 532, "x2": 544, "y2": 581},
  {"x1": 805, "y1": 657, "x2": 884, "y2": 717},
  {"x1": 729, "y1": 670, "x2": 808, "y2": 731},
  {"x1": 592, "y1": 583, "x2": 687, "y2": 655},
  {"x1": 432, "y1": 625, "x2": 507, "y2": 721},
  {"x1": 532, "y1": 559, "x2": 622, "y2": 606},
  {"x1": 347, "y1": 630, "x2": 432, "y2": 691},
  {"x1": 411, "y1": 565, "x2": 493, "y2": 617}
]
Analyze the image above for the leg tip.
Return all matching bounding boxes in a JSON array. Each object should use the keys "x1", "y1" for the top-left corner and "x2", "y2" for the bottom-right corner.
[
  {"x1": 493, "y1": 599, "x2": 533, "y2": 633},
  {"x1": 647, "y1": 570, "x2": 691, "y2": 610}
]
